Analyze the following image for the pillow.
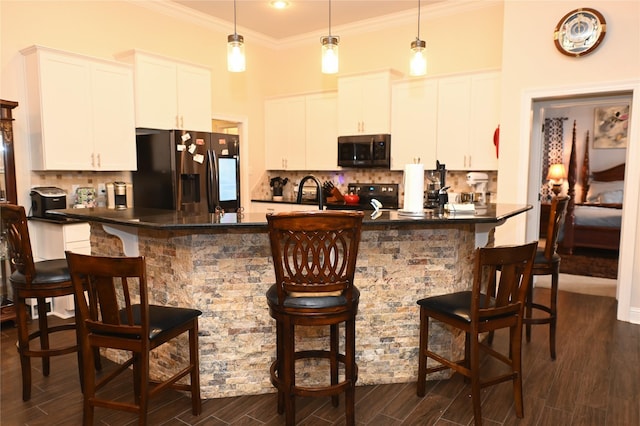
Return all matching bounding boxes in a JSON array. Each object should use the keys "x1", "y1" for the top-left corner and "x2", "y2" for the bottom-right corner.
[
  {"x1": 586, "y1": 180, "x2": 625, "y2": 203},
  {"x1": 600, "y1": 190, "x2": 624, "y2": 204}
]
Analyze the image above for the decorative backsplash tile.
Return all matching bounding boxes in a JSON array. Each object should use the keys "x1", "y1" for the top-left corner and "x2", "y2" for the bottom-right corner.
[
  {"x1": 31, "y1": 171, "x2": 131, "y2": 207},
  {"x1": 253, "y1": 170, "x2": 498, "y2": 203}
]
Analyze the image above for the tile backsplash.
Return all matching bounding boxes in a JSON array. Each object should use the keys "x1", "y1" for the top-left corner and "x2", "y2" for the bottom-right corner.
[
  {"x1": 253, "y1": 169, "x2": 498, "y2": 204},
  {"x1": 30, "y1": 171, "x2": 132, "y2": 207}
]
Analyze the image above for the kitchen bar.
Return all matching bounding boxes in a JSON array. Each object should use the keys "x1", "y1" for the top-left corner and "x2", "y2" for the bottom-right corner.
[{"x1": 51, "y1": 204, "x2": 530, "y2": 398}]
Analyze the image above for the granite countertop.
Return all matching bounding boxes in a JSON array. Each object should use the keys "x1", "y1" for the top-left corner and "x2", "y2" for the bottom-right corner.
[{"x1": 48, "y1": 204, "x2": 532, "y2": 231}]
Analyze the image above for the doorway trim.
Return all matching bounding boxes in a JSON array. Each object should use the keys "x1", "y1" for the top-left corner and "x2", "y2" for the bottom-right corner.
[{"x1": 523, "y1": 79, "x2": 640, "y2": 324}]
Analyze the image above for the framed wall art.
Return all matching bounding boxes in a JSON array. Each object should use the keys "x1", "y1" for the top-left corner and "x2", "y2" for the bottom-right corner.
[{"x1": 593, "y1": 105, "x2": 630, "y2": 149}]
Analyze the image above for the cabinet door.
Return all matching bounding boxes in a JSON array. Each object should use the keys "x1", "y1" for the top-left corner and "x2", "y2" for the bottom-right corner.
[
  {"x1": 337, "y1": 76, "x2": 363, "y2": 135},
  {"x1": 265, "y1": 97, "x2": 306, "y2": 170},
  {"x1": 132, "y1": 54, "x2": 178, "y2": 129},
  {"x1": 35, "y1": 51, "x2": 94, "y2": 170},
  {"x1": 306, "y1": 93, "x2": 338, "y2": 170},
  {"x1": 176, "y1": 64, "x2": 212, "y2": 132},
  {"x1": 436, "y1": 76, "x2": 471, "y2": 170},
  {"x1": 391, "y1": 79, "x2": 438, "y2": 170},
  {"x1": 91, "y1": 61, "x2": 137, "y2": 171},
  {"x1": 338, "y1": 72, "x2": 392, "y2": 135},
  {"x1": 468, "y1": 72, "x2": 500, "y2": 170},
  {"x1": 360, "y1": 73, "x2": 392, "y2": 134}
]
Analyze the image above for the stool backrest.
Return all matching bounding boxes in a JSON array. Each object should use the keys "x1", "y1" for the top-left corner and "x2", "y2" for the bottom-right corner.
[
  {"x1": 473, "y1": 242, "x2": 538, "y2": 322},
  {"x1": 267, "y1": 211, "x2": 364, "y2": 304},
  {"x1": 66, "y1": 252, "x2": 149, "y2": 344},
  {"x1": 1, "y1": 204, "x2": 36, "y2": 281},
  {"x1": 544, "y1": 196, "x2": 569, "y2": 261}
]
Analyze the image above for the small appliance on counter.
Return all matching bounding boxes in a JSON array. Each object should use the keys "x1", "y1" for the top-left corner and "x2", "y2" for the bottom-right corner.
[
  {"x1": 106, "y1": 182, "x2": 133, "y2": 209},
  {"x1": 30, "y1": 186, "x2": 67, "y2": 218},
  {"x1": 424, "y1": 161, "x2": 447, "y2": 209}
]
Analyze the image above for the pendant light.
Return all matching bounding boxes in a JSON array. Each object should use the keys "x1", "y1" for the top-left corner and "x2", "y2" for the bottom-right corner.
[
  {"x1": 227, "y1": 0, "x2": 245, "y2": 72},
  {"x1": 321, "y1": 0, "x2": 339, "y2": 74},
  {"x1": 409, "y1": 0, "x2": 427, "y2": 76}
]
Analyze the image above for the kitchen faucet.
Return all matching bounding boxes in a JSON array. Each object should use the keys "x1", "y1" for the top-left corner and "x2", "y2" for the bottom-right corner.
[{"x1": 296, "y1": 175, "x2": 324, "y2": 210}]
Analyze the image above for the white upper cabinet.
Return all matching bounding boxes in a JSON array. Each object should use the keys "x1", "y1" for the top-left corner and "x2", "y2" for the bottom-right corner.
[
  {"x1": 391, "y1": 78, "x2": 438, "y2": 171},
  {"x1": 265, "y1": 92, "x2": 338, "y2": 171},
  {"x1": 265, "y1": 96, "x2": 306, "y2": 170},
  {"x1": 305, "y1": 92, "x2": 338, "y2": 170},
  {"x1": 22, "y1": 45, "x2": 136, "y2": 171},
  {"x1": 436, "y1": 71, "x2": 500, "y2": 170},
  {"x1": 338, "y1": 71, "x2": 398, "y2": 136},
  {"x1": 117, "y1": 50, "x2": 212, "y2": 132}
]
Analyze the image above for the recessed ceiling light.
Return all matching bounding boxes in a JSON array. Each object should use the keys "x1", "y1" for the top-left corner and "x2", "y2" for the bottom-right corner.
[{"x1": 270, "y1": 1, "x2": 290, "y2": 10}]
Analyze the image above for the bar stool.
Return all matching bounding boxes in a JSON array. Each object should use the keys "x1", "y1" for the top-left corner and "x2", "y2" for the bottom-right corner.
[
  {"x1": 527, "y1": 195, "x2": 569, "y2": 359},
  {"x1": 266, "y1": 211, "x2": 364, "y2": 426},
  {"x1": 416, "y1": 242, "x2": 538, "y2": 426},
  {"x1": 1, "y1": 204, "x2": 82, "y2": 401}
]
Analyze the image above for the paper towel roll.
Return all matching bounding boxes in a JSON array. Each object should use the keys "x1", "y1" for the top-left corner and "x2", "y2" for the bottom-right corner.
[{"x1": 403, "y1": 163, "x2": 425, "y2": 213}]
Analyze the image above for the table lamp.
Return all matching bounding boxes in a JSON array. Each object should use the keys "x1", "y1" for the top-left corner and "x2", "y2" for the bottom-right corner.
[{"x1": 547, "y1": 163, "x2": 567, "y2": 196}]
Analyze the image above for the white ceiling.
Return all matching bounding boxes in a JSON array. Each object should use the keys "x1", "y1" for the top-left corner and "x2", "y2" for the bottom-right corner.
[{"x1": 171, "y1": 1, "x2": 443, "y2": 40}]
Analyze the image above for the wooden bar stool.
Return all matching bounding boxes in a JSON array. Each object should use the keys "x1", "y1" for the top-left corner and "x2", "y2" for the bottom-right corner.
[
  {"x1": 1, "y1": 203, "x2": 82, "y2": 401},
  {"x1": 528, "y1": 195, "x2": 569, "y2": 359},
  {"x1": 66, "y1": 252, "x2": 202, "y2": 425},
  {"x1": 266, "y1": 211, "x2": 364, "y2": 426},
  {"x1": 416, "y1": 242, "x2": 538, "y2": 426}
]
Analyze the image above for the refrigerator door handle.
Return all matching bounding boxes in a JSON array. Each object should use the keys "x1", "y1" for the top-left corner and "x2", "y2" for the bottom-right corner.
[{"x1": 206, "y1": 149, "x2": 220, "y2": 213}]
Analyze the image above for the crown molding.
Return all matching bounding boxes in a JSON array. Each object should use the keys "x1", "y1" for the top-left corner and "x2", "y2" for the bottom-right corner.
[{"x1": 134, "y1": 0, "x2": 501, "y2": 50}]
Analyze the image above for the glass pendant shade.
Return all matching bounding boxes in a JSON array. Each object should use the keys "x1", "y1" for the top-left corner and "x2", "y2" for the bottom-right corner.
[
  {"x1": 227, "y1": 34, "x2": 245, "y2": 73},
  {"x1": 410, "y1": 39, "x2": 427, "y2": 76},
  {"x1": 321, "y1": 36, "x2": 339, "y2": 74}
]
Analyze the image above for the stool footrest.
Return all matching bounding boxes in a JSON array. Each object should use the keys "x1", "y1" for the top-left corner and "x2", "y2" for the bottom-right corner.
[
  {"x1": 270, "y1": 350, "x2": 358, "y2": 398},
  {"x1": 21, "y1": 323, "x2": 79, "y2": 357}
]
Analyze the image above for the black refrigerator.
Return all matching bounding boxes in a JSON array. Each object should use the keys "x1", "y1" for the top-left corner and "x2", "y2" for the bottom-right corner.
[{"x1": 132, "y1": 129, "x2": 240, "y2": 214}]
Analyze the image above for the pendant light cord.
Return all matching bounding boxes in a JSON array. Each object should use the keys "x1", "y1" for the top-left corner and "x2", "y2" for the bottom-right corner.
[
  {"x1": 233, "y1": 0, "x2": 237, "y2": 35},
  {"x1": 328, "y1": 0, "x2": 332, "y2": 37},
  {"x1": 416, "y1": 0, "x2": 421, "y2": 40}
]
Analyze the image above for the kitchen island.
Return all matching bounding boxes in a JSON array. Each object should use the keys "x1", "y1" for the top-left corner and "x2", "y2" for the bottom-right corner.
[{"x1": 51, "y1": 204, "x2": 531, "y2": 398}]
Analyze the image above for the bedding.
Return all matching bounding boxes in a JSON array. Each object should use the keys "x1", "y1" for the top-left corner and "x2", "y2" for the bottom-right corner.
[{"x1": 558, "y1": 121, "x2": 623, "y2": 253}]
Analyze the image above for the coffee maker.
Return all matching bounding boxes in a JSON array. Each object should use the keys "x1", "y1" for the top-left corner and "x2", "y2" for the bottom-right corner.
[
  {"x1": 106, "y1": 182, "x2": 133, "y2": 209},
  {"x1": 424, "y1": 161, "x2": 447, "y2": 208}
]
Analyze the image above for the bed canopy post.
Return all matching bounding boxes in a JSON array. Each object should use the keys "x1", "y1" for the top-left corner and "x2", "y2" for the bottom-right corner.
[{"x1": 560, "y1": 120, "x2": 577, "y2": 253}]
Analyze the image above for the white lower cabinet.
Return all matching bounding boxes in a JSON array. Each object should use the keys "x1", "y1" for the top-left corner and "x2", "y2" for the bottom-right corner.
[{"x1": 28, "y1": 221, "x2": 91, "y2": 318}]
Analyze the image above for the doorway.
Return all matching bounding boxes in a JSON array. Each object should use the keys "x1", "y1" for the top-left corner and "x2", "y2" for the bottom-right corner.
[{"x1": 523, "y1": 81, "x2": 640, "y2": 323}]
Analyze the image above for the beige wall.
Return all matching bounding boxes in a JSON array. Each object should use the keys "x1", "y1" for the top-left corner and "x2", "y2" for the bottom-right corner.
[{"x1": 497, "y1": 0, "x2": 640, "y2": 319}]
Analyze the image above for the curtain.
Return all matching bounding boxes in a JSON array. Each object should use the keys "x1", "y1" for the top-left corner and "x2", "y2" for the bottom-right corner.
[{"x1": 541, "y1": 117, "x2": 568, "y2": 201}]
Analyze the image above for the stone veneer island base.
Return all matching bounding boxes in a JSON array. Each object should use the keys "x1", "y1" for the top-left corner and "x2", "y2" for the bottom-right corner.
[{"x1": 52, "y1": 206, "x2": 530, "y2": 398}]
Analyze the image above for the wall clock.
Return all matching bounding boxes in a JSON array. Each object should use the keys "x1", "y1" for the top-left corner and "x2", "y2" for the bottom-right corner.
[{"x1": 554, "y1": 8, "x2": 606, "y2": 57}]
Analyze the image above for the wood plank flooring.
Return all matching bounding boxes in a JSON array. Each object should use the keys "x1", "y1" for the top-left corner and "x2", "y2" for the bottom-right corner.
[{"x1": 1, "y1": 288, "x2": 639, "y2": 425}]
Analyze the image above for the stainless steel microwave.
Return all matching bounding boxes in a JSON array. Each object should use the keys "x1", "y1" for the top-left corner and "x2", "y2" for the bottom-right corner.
[{"x1": 337, "y1": 134, "x2": 391, "y2": 168}]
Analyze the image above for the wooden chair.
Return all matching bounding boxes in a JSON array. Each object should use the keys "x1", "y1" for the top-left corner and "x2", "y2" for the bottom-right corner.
[
  {"x1": 65, "y1": 252, "x2": 202, "y2": 425},
  {"x1": 266, "y1": 211, "x2": 364, "y2": 426},
  {"x1": 416, "y1": 242, "x2": 538, "y2": 426},
  {"x1": 1, "y1": 203, "x2": 82, "y2": 401},
  {"x1": 527, "y1": 195, "x2": 569, "y2": 359}
]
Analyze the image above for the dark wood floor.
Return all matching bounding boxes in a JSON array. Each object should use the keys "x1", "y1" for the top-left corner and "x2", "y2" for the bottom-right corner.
[{"x1": 2, "y1": 288, "x2": 639, "y2": 425}]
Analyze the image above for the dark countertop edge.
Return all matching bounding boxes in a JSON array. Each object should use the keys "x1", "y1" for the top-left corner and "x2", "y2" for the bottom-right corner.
[
  {"x1": 48, "y1": 204, "x2": 532, "y2": 231},
  {"x1": 28, "y1": 215, "x2": 87, "y2": 224}
]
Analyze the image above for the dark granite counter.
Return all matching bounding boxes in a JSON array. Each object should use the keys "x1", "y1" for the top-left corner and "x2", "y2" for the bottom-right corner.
[{"x1": 48, "y1": 204, "x2": 531, "y2": 231}]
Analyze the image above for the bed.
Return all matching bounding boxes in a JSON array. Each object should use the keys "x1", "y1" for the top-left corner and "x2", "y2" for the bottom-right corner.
[{"x1": 559, "y1": 125, "x2": 624, "y2": 254}]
